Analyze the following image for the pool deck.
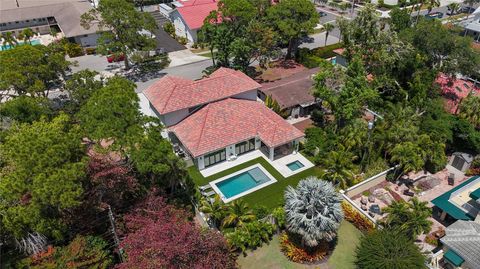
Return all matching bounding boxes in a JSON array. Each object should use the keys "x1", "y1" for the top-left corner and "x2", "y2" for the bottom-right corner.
[{"x1": 199, "y1": 150, "x2": 314, "y2": 178}]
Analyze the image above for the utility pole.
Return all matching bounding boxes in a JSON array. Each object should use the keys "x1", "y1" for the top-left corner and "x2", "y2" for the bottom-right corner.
[{"x1": 107, "y1": 205, "x2": 124, "y2": 263}]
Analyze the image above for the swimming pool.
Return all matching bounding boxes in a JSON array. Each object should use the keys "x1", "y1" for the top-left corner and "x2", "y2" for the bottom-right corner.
[
  {"x1": 0, "y1": 40, "x2": 41, "y2": 51},
  {"x1": 211, "y1": 164, "x2": 277, "y2": 202},
  {"x1": 287, "y1": 160, "x2": 304, "y2": 171}
]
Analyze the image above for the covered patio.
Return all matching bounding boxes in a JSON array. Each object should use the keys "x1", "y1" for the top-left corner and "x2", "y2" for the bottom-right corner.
[{"x1": 199, "y1": 149, "x2": 314, "y2": 178}]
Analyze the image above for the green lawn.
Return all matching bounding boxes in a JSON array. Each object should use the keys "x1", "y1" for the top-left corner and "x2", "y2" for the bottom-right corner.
[
  {"x1": 188, "y1": 157, "x2": 324, "y2": 209},
  {"x1": 237, "y1": 221, "x2": 363, "y2": 269}
]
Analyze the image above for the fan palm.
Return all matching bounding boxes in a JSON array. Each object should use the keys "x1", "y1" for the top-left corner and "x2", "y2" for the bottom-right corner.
[
  {"x1": 200, "y1": 195, "x2": 225, "y2": 228},
  {"x1": 221, "y1": 200, "x2": 256, "y2": 229},
  {"x1": 323, "y1": 23, "x2": 334, "y2": 47},
  {"x1": 1, "y1": 32, "x2": 18, "y2": 49},
  {"x1": 284, "y1": 177, "x2": 344, "y2": 248}
]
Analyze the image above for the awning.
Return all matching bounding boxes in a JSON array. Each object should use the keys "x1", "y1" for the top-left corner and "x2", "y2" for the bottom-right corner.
[
  {"x1": 470, "y1": 188, "x2": 480, "y2": 200},
  {"x1": 444, "y1": 249, "x2": 464, "y2": 267}
]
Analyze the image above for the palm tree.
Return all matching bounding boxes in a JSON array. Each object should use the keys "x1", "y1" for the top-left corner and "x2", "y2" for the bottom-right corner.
[
  {"x1": 458, "y1": 95, "x2": 480, "y2": 128},
  {"x1": 18, "y1": 28, "x2": 36, "y2": 44},
  {"x1": 284, "y1": 178, "x2": 344, "y2": 249},
  {"x1": 426, "y1": 0, "x2": 440, "y2": 14},
  {"x1": 415, "y1": 0, "x2": 426, "y2": 24},
  {"x1": 200, "y1": 195, "x2": 225, "y2": 228},
  {"x1": 383, "y1": 198, "x2": 432, "y2": 239},
  {"x1": 355, "y1": 229, "x2": 425, "y2": 269},
  {"x1": 321, "y1": 148, "x2": 356, "y2": 189},
  {"x1": 221, "y1": 200, "x2": 256, "y2": 229},
  {"x1": 323, "y1": 23, "x2": 334, "y2": 47},
  {"x1": 1, "y1": 32, "x2": 17, "y2": 49},
  {"x1": 390, "y1": 141, "x2": 425, "y2": 180},
  {"x1": 447, "y1": 3, "x2": 460, "y2": 17}
]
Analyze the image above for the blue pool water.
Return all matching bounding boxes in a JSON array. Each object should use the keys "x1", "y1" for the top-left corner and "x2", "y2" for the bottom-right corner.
[
  {"x1": 0, "y1": 40, "x2": 41, "y2": 51},
  {"x1": 287, "y1": 161, "x2": 304, "y2": 171},
  {"x1": 215, "y1": 167, "x2": 271, "y2": 199}
]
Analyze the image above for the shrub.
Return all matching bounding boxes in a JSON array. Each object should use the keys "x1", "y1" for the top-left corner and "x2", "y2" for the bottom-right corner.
[
  {"x1": 341, "y1": 201, "x2": 375, "y2": 233},
  {"x1": 296, "y1": 44, "x2": 343, "y2": 68},
  {"x1": 280, "y1": 233, "x2": 328, "y2": 263},
  {"x1": 18, "y1": 236, "x2": 112, "y2": 269},
  {"x1": 253, "y1": 205, "x2": 269, "y2": 219},
  {"x1": 64, "y1": 42, "x2": 84, "y2": 57},
  {"x1": 272, "y1": 207, "x2": 286, "y2": 230},
  {"x1": 424, "y1": 234, "x2": 438, "y2": 246},
  {"x1": 163, "y1": 22, "x2": 175, "y2": 37},
  {"x1": 177, "y1": 36, "x2": 188, "y2": 45},
  {"x1": 85, "y1": 47, "x2": 96, "y2": 55},
  {"x1": 225, "y1": 220, "x2": 275, "y2": 253}
]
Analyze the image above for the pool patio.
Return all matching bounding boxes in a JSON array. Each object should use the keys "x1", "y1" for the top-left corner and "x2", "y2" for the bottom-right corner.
[{"x1": 200, "y1": 149, "x2": 314, "y2": 178}]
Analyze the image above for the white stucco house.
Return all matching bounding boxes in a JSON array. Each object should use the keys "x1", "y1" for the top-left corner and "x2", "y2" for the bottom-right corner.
[
  {"x1": 162, "y1": 0, "x2": 218, "y2": 43},
  {"x1": 143, "y1": 67, "x2": 305, "y2": 170}
]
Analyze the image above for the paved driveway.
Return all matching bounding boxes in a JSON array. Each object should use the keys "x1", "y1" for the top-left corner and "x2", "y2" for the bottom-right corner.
[{"x1": 149, "y1": 11, "x2": 185, "y2": 53}]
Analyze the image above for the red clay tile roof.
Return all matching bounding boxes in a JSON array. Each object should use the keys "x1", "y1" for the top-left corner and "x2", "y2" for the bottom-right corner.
[
  {"x1": 437, "y1": 74, "x2": 480, "y2": 114},
  {"x1": 260, "y1": 68, "x2": 318, "y2": 109},
  {"x1": 144, "y1": 67, "x2": 261, "y2": 114},
  {"x1": 333, "y1": 48, "x2": 345, "y2": 55},
  {"x1": 169, "y1": 98, "x2": 304, "y2": 157},
  {"x1": 176, "y1": 0, "x2": 218, "y2": 30}
]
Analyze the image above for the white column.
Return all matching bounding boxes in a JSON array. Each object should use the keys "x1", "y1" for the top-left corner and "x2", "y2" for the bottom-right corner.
[
  {"x1": 255, "y1": 137, "x2": 261, "y2": 149},
  {"x1": 197, "y1": 156, "x2": 205, "y2": 170},
  {"x1": 269, "y1": 147, "x2": 274, "y2": 161}
]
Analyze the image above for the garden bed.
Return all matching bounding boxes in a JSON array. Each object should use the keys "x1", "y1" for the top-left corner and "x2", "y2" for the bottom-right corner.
[{"x1": 237, "y1": 221, "x2": 362, "y2": 269}]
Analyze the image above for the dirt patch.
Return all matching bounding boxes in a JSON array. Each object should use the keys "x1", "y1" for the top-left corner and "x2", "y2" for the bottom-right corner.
[{"x1": 255, "y1": 60, "x2": 306, "y2": 83}]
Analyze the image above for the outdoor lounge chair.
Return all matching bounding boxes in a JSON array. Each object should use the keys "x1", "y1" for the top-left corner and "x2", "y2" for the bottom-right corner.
[
  {"x1": 199, "y1": 184, "x2": 212, "y2": 191},
  {"x1": 202, "y1": 190, "x2": 216, "y2": 197},
  {"x1": 368, "y1": 195, "x2": 375, "y2": 203}
]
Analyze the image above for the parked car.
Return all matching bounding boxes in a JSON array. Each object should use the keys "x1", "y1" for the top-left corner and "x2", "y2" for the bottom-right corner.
[
  {"x1": 425, "y1": 12, "x2": 444, "y2": 19},
  {"x1": 107, "y1": 53, "x2": 125, "y2": 63},
  {"x1": 460, "y1": 6, "x2": 475, "y2": 14},
  {"x1": 318, "y1": 11, "x2": 328, "y2": 17}
]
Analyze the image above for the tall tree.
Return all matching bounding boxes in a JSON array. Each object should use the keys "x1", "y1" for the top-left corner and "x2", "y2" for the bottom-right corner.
[
  {"x1": 129, "y1": 124, "x2": 187, "y2": 192},
  {"x1": 117, "y1": 195, "x2": 236, "y2": 269},
  {"x1": 383, "y1": 198, "x2": 432, "y2": 239},
  {"x1": 1, "y1": 31, "x2": 17, "y2": 49},
  {"x1": 0, "y1": 44, "x2": 70, "y2": 98},
  {"x1": 81, "y1": 0, "x2": 157, "y2": 69},
  {"x1": 222, "y1": 199, "x2": 256, "y2": 228},
  {"x1": 0, "y1": 114, "x2": 86, "y2": 241},
  {"x1": 267, "y1": 0, "x2": 319, "y2": 59},
  {"x1": 64, "y1": 69, "x2": 104, "y2": 114},
  {"x1": 389, "y1": 7, "x2": 411, "y2": 33},
  {"x1": 76, "y1": 76, "x2": 143, "y2": 151},
  {"x1": 355, "y1": 229, "x2": 425, "y2": 269},
  {"x1": 321, "y1": 148, "x2": 356, "y2": 189},
  {"x1": 17, "y1": 28, "x2": 36, "y2": 44},
  {"x1": 0, "y1": 96, "x2": 52, "y2": 124},
  {"x1": 458, "y1": 95, "x2": 480, "y2": 128},
  {"x1": 284, "y1": 178, "x2": 343, "y2": 249},
  {"x1": 323, "y1": 23, "x2": 334, "y2": 46}
]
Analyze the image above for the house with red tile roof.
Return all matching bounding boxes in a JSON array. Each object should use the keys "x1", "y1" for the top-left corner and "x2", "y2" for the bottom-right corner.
[
  {"x1": 436, "y1": 74, "x2": 480, "y2": 114},
  {"x1": 167, "y1": 0, "x2": 218, "y2": 43},
  {"x1": 143, "y1": 68, "x2": 305, "y2": 170}
]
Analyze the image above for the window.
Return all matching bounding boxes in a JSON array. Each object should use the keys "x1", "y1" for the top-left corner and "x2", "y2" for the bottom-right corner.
[
  {"x1": 235, "y1": 138, "x2": 255, "y2": 155},
  {"x1": 204, "y1": 149, "x2": 226, "y2": 167}
]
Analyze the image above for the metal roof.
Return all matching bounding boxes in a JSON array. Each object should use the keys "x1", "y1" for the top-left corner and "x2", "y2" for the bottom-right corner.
[
  {"x1": 431, "y1": 176, "x2": 479, "y2": 221},
  {"x1": 470, "y1": 188, "x2": 480, "y2": 200},
  {"x1": 441, "y1": 220, "x2": 480, "y2": 268}
]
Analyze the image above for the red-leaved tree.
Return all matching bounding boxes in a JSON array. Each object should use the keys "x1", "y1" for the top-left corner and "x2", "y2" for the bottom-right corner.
[
  {"x1": 116, "y1": 195, "x2": 236, "y2": 269},
  {"x1": 86, "y1": 154, "x2": 140, "y2": 210}
]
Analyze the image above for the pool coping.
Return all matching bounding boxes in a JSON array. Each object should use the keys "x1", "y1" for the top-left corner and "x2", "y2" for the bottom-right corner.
[{"x1": 209, "y1": 164, "x2": 278, "y2": 203}]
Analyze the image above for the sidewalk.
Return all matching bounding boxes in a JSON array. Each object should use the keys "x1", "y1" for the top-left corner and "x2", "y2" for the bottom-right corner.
[{"x1": 168, "y1": 49, "x2": 210, "y2": 67}]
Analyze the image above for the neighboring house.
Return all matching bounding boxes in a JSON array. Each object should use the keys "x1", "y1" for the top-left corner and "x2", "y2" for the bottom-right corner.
[
  {"x1": 259, "y1": 68, "x2": 320, "y2": 119},
  {"x1": 437, "y1": 74, "x2": 480, "y2": 114},
  {"x1": 449, "y1": 152, "x2": 475, "y2": 173},
  {"x1": 332, "y1": 48, "x2": 348, "y2": 67},
  {"x1": 166, "y1": 0, "x2": 218, "y2": 43},
  {"x1": 462, "y1": 6, "x2": 480, "y2": 42},
  {"x1": 440, "y1": 220, "x2": 480, "y2": 269},
  {"x1": 144, "y1": 67, "x2": 304, "y2": 170},
  {"x1": 432, "y1": 176, "x2": 480, "y2": 223},
  {"x1": 0, "y1": 0, "x2": 100, "y2": 47}
]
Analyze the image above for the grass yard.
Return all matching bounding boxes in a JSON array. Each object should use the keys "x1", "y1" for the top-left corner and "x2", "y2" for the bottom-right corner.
[
  {"x1": 237, "y1": 221, "x2": 363, "y2": 269},
  {"x1": 188, "y1": 157, "x2": 324, "y2": 209}
]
